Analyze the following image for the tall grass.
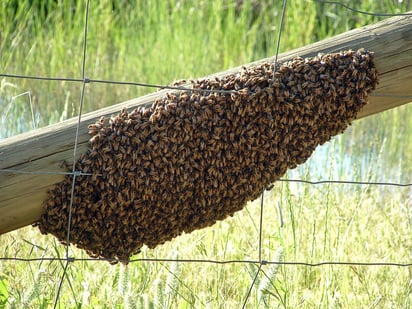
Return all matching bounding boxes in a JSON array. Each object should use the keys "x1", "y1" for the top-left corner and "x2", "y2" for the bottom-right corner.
[{"x1": 0, "y1": 0, "x2": 411, "y2": 308}]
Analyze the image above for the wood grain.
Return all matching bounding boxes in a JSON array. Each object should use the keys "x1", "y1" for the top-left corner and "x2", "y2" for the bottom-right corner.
[{"x1": 0, "y1": 14, "x2": 411, "y2": 235}]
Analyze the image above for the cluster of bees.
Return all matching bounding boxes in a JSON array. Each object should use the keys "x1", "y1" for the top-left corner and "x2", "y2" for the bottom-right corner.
[{"x1": 36, "y1": 49, "x2": 378, "y2": 262}]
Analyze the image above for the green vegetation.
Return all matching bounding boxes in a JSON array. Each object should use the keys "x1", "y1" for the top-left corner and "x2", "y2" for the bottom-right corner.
[{"x1": 1, "y1": 0, "x2": 411, "y2": 308}]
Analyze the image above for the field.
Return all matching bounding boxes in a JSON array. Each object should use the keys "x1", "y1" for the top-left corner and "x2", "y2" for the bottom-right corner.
[{"x1": 1, "y1": 0, "x2": 411, "y2": 308}]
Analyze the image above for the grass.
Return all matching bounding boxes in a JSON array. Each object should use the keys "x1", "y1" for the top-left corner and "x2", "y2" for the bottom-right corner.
[{"x1": 1, "y1": 0, "x2": 411, "y2": 308}]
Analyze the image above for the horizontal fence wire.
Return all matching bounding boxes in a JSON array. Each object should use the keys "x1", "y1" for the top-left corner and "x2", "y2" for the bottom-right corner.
[
  {"x1": 1, "y1": 74, "x2": 411, "y2": 99},
  {"x1": 0, "y1": 169, "x2": 411, "y2": 187},
  {"x1": 313, "y1": 0, "x2": 412, "y2": 16},
  {"x1": 0, "y1": 0, "x2": 411, "y2": 307},
  {"x1": 0, "y1": 257, "x2": 411, "y2": 267},
  {"x1": 0, "y1": 73, "x2": 235, "y2": 94}
]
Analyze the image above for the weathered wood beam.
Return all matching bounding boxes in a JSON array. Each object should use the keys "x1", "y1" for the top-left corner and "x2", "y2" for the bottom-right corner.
[{"x1": 0, "y1": 13, "x2": 411, "y2": 235}]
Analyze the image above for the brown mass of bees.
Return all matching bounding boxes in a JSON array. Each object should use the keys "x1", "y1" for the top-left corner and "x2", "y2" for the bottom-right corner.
[{"x1": 37, "y1": 49, "x2": 378, "y2": 262}]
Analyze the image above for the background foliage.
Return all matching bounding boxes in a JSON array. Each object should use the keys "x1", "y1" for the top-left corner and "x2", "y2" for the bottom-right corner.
[{"x1": 0, "y1": 0, "x2": 411, "y2": 308}]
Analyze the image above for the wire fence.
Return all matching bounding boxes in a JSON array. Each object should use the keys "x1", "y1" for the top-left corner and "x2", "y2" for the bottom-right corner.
[{"x1": 0, "y1": 0, "x2": 411, "y2": 308}]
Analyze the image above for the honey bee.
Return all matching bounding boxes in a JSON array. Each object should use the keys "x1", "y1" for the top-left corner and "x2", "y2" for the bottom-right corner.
[{"x1": 38, "y1": 49, "x2": 378, "y2": 262}]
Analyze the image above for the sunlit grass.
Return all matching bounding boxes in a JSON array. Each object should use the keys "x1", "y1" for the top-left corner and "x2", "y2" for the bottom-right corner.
[
  {"x1": 0, "y1": 0, "x2": 411, "y2": 308},
  {"x1": 2, "y1": 177, "x2": 410, "y2": 307}
]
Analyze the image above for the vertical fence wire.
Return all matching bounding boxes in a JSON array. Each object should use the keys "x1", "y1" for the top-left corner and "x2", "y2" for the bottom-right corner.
[
  {"x1": 52, "y1": 1, "x2": 91, "y2": 307},
  {"x1": 243, "y1": 0, "x2": 289, "y2": 305}
]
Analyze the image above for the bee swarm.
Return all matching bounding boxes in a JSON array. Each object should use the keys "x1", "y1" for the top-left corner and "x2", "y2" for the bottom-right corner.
[{"x1": 37, "y1": 50, "x2": 378, "y2": 262}]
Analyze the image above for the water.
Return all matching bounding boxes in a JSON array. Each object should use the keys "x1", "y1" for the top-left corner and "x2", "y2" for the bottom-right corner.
[{"x1": 286, "y1": 130, "x2": 411, "y2": 198}]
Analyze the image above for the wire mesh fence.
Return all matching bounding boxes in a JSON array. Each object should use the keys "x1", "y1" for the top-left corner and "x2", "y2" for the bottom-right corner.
[{"x1": 0, "y1": 0, "x2": 411, "y2": 307}]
